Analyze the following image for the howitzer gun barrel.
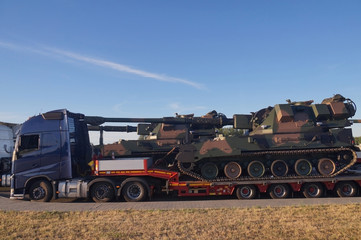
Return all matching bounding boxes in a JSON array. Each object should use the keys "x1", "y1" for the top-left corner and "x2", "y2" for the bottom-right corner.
[
  {"x1": 84, "y1": 116, "x2": 234, "y2": 128},
  {"x1": 87, "y1": 125, "x2": 137, "y2": 132}
]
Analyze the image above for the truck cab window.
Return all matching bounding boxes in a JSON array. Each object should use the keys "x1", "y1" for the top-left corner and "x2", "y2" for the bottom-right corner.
[
  {"x1": 68, "y1": 117, "x2": 76, "y2": 143},
  {"x1": 18, "y1": 134, "x2": 39, "y2": 156}
]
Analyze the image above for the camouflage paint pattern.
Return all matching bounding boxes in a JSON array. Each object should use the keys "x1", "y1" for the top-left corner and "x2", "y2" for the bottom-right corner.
[{"x1": 175, "y1": 94, "x2": 357, "y2": 164}]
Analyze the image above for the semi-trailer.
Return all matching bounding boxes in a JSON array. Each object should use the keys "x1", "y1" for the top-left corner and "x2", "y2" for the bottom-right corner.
[
  {"x1": 0, "y1": 122, "x2": 19, "y2": 187},
  {"x1": 8, "y1": 94, "x2": 361, "y2": 202}
]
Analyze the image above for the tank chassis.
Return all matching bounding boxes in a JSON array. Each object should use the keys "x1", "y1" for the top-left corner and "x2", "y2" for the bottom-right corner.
[{"x1": 85, "y1": 94, "x2": 361, "y2": 184}]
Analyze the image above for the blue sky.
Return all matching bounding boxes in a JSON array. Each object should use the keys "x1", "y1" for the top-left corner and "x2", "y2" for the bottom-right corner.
[{"x1": 1, "y1": 1, "x2": 361, "y2": 143}]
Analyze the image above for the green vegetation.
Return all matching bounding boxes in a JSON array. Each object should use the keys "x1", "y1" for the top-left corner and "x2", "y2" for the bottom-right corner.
[
  {"x1": 355, "y1": 137, "x2": 361, "y2": 145},
  {"x1": 2, "y1": 204, "x2": 361, "y2": 239}
]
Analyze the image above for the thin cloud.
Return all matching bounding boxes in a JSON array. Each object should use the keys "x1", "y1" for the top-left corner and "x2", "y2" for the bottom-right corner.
[
  {"x1": 0, "y1": 41, "x2": 51, "y2": 57},
  {"x1": 0, "y1": 41, "x2": 204, "y2": 89}
]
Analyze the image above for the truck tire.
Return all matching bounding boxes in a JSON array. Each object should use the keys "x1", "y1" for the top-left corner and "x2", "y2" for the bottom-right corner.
[
  {"x1": 236, "y1": 185, "x2": 257, "y2": 199},
  {"x1": 269, "y1": 184, "x2": 290, "y2": 199},
  {"x1": 335, "y1": 181, "x2": 358, "y2": 197},
  {"x1": 29, "y1": 180, "x2": 53, "y2": 202},
  {"x1": 122, "y1": 181, "x2": 147, "y2": 202},
  {"x1": 302, "y1": 182, "x2": 324, "y2": 198},
  {"x1": 91, "y1": 182, "x2": 115, "y2": 202}
]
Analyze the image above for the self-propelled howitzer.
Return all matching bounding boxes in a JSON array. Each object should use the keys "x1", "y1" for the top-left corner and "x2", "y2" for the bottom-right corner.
[
  {"x1": 175, "y1": 94, "x2": 360, "y2": 181},
  {"x1": 86, "y1": 111, "x2": 248, "y2": 167}
]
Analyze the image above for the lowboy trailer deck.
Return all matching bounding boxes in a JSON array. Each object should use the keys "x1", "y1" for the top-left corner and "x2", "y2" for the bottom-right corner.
[{"x1": 65, "y1": 155, "x2": 361, "y2": 202}]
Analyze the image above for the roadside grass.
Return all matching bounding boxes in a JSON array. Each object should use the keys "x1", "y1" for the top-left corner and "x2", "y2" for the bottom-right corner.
[{"x1": 1, "y1": 204, "x2": 361, "y2": 239}]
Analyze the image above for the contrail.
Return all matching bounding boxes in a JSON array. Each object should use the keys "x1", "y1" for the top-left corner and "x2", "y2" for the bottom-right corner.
[
  {"x1": 45, "y1": 47, "x2": 204, "y2": 89},
  {"x1": 0, "y1": 41, "x2": 204, "y2": 89}
]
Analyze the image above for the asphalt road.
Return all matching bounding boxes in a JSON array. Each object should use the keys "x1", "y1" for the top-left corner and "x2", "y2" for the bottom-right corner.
[{"x1": 2, "y1": 190, "x2": 361, "y2": 211}]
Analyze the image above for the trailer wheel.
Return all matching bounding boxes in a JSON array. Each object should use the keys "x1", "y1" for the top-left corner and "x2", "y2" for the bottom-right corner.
[
  {"x1": 335, "y1": 181, "x2": 358, "y2": 197},
  {"x1": 302, "y1": 182, "x2": 324, "y2": 198},
  {"x1": 91, "y1": 182, "x2": 115, "y2": 202},
  {"x1": 269, "y1": 184, "x2": 290, "y2": 199},
  {"x1": 236, "y1": 185, "x2": 257, "y2": 199},
  {"x1": 29, "y1": 180, "x2": 53, "y2": 202},
  {"x1": 122, "y1": 181, "x2": 147, "y2": 202}
]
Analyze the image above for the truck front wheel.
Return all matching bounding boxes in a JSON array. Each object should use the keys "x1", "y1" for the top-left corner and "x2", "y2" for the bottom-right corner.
[
  {"x1": 29, "y1": 180, "x2": 53, "y2": 202},
  {"x1": 122, "y1": 181, "x2": 147, "y2": 202},
  {"x1": 91, "y1": 182, "x2": 115, "y2": 202}
]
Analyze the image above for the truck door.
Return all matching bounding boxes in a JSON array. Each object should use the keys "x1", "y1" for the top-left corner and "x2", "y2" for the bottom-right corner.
[
  {"x1": 12, "y1": 134, "x2": 41, "y2": 189},
  {"x1": 40, "y1": 132, "x2": 61, "y2": 180}
]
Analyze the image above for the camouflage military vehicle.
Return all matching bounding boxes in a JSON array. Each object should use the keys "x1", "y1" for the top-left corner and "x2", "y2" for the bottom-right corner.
[
  {"x1": 86, "y1": 94, "x2": 359, "y2": 182},
  {"x1": 86, "y1": 111, "x2": 233, "y2": 168},
  {"x1": 175, "y1": 94, "x2": 359, "y2": 180}
]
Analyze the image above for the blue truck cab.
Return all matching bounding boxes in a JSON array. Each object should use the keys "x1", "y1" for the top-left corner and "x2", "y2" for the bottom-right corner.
[{"x1": 10, "y1": 109, "x2": 92, "y2": 201}]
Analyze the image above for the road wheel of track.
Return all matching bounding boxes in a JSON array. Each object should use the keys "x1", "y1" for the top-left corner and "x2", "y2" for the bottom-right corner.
[
  {"x1": 236, "y1": 185, "x2": 257, "y2": 199},
  {"x1": 335, "y1": 181, "x2": 358, "y2": 197},
  {"x1": 271, "y1": 160, "x2": 288, "y2": 177},
  {"x1": 29, "y1": 180, "x2": 53, "y2": 202},
  {"x1": 180, "y1": 162, "x2": 195, "y2": 171},
  {"x1": 201, "y1": 162, "x2": 219, "y2": 180},
  {"x1": 294, "y1": 159, "x2": 312, "y2": 176},
  {"x1": 318, "y1": 158, "x2": 336, "y2": 176},
  {"x1": 91, "y1": 182, "x2": 115, "y2": 203},
  {"x1": 247, "y1": 161, "x2": 265, "y2": 178},
  {"x1": 224, "y1": 162, "x2": 242, "y2": 179},
  {"x1": 122, "y1": 181, "x2": 147, "y2": 202},
  {"x1": 269, "y1": 184, "x2": 290, "y2": 199},
  {"x1": 302, "y1": 182, "x2": 324, "y2": 198}
]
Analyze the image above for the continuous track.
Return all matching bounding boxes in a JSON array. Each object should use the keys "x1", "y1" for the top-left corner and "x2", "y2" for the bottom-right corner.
[{"x1": 177, "y1": 147, "x2": 357, "y2": 182}]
